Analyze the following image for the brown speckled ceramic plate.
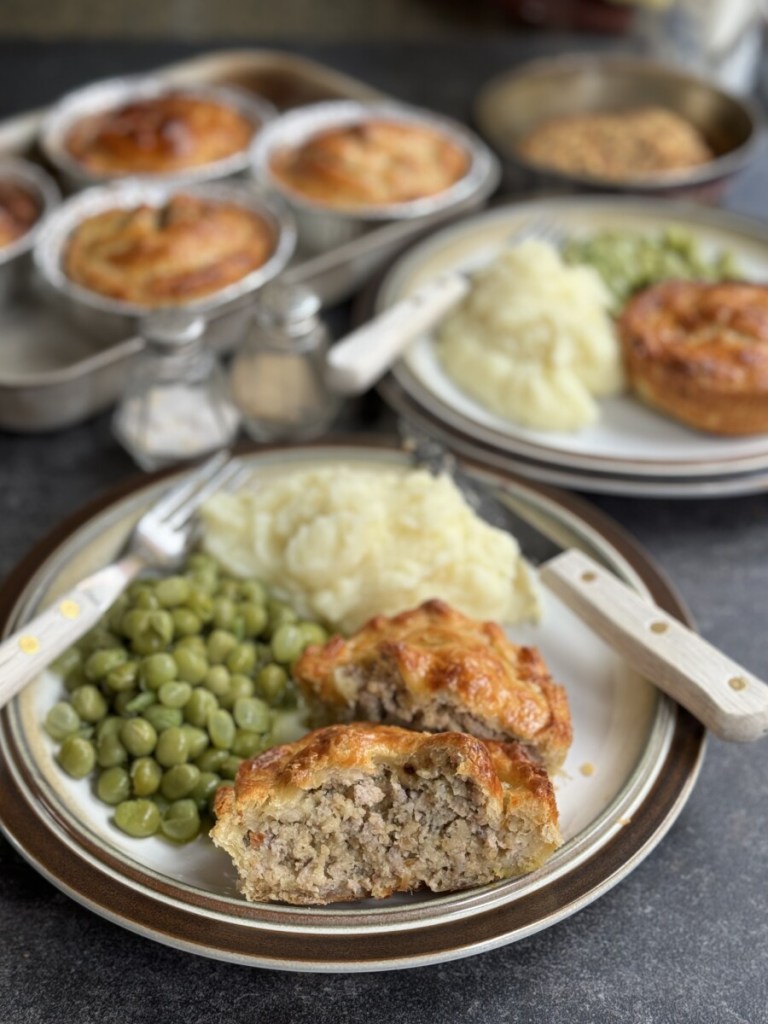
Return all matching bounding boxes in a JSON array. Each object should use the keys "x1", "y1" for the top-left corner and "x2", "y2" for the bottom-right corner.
[{"x1": 0, "y1": 442, "x2": 705, "y2": 971}]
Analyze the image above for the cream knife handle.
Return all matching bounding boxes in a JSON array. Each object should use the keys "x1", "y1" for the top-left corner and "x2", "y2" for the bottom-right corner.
[
  {"x1": 0, "y1": 556, "x2": 143, "y2": 710},
  {"x1": 325, "y1": 271, "x2": 470, "y2": 395},
  {"x1": 539, "y1": 549, "x2": 768, "y2": 743}
]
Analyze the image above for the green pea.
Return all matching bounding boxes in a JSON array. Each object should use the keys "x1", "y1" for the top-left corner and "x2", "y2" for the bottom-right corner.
[
  {"x1": 45, "y1": 701, "x2": 81, "y2": 741},
  {"x1": 105, "y1": 660, "x2": 138, "y2": 693},
  {"x1": 203, "y1": 665, "x2": 231, "y2": 701},
  {"x1": 270, "y1": 624, "x2": 304, "y2": 666},
  {"x1": 173, "y1": 647, "x2": 208, "y2": 685},
  {"x1": 267, "y1": 600, "x2": 297, "y2": 636},
  {"x1": 160, "y1": 763, "x2": 201, "y2": 801},
  {"x1": 155, "y1": 726, "x2": 189, "y2": 767},
  {"x1": 297, "y1": 622, "x2": 329, "y2": 649},
  {"x1": 220, "y1": 755, "x2": 243, "y2": 780},
  {"x1": 227, "y1": 674, "x2": 255, "y2": 707},
  {"x1": 120, "y1": 718, "x2": 157, "y2": 758},
  {"x1": 226, "y1": 642, "x2": 257, "y2": 676},
  {"x1": 113, "y1": 689, "x2": 140, "y2": 716},
  {"x1": 213, "y1": 597, "x2": 236, "y2": 630},
  {"x1": 131, "y1": 631, "x2": 167, "y2": 657},
  {"x1": 155, "y1": 575, "x2": 191, "y2": 608},
  {"x1": 51, "y1": 646, "x2": 82, "y2": 678},
  {"x1": 185, "y1": 552, "x2": 217, "y2": 572},
  {"x1": 133, "y1": 589, "x2": 160, "y2": 611},
  {"x1": 96, "y1": 715, "x2": 123, "y2": 741},
  {"x1": 239, "y1": 580, "x2": 267, "y2": 605},
  {"x1": 143, "y1": 704, "x2": 183, "y2": 732},
  {"x1": 240, "y1": 602, "x2": 268, "y2": 637},
  {"x1": 96, "y1": 766, "x2": 131, "y2": 805},
  {"x1": 97, "y1": 732, "x2": 128, "y2": 769},
  {"x1": 148, "y1": 610, "x2": 174, "y2": 645},
  {"x1": 80, "y1": 629, "x2": 122, "y2": 656},
  {"x1": 233, "y1": 696, "x2": 271, "y2": 733},
  {"x1": 207, "y1": 629, "x2": 238, "y2": 665},
  {"x1": 114, "y1": 799, "x2": 161, "y2": 838},
  {"x1": 171, "y1": 608, "x2": 201, "y2": 638},
  {"x1": 64, "y1": 665, "x2": 89, "y2": 693},
  {"x1": 195, "y1": 748, "x2": 229, "y2": 774},
  {"x1": 107, "y1": 594, "x2": 130, "y2": 634},
  {"x1": 207, "y1": 708, "x2": 236, "y2": 750},
  {"x1": 140, "y1": 652, "x2": 177, "y2": 690},
  {"x1": 130, "y1": 756, "x2": 163, "y2": 797},
  {"x1": 160, "y1": 799, "x2": 201, "y2": 843},
  {"x1": 58, "y1": 736, "x2": 96, "y2": 778},
  {"x1": 174, "y1": 634, "x2": 206, "y2": 654},
  {"x1": 84, "y1": 647, "x2": 127, "y2": 682},
  {"x1": 256, "y1": 664, "x2": 287, "y2": 702},
  {"x1": 70, "y1": 684, "x2": 108, "y2": 723},
  {"x1": 232, "y1": 729, "x2": 263, "y2": 758},
  {"x1": 184, "y1": 687, "x2": 219, "y2": 728},
  {"x1": 186, "y1": 587, "x2": 214, "y2": 623},
  {"x1": 190, "y1": 771, "x2": 221, "y2": 811},
  {"x1": 181, "y1": 724, "x2": 209, "y2": 760},
  {"x1": 123, "y1": 691, "x2": 156, "y2": 714},
  {"x1": 159, "y1": 681, "x2": 192, "y2": 709},
  {"x1": 120, "y1": 608, "x2": 152, "y2": 640},
  {"x1": 190, "y1": 566, "x2": 218, "y2": 594}
]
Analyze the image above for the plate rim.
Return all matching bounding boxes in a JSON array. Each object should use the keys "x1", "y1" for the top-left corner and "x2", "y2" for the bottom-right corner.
[
  {"x1": 373, "y1": 195, "x2": 768, "y2": 479},
  {"x1": 0, "y1": 439, "x2": 706, "y2": 971}
]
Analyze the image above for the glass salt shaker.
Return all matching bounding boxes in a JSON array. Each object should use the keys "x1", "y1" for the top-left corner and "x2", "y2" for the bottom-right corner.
[
  {"x1": 112, "y1": 310, "x2": 240, "y2": 472},
  {"x1": 230, "y1": 281, "x2": 340, "y2": 442}
]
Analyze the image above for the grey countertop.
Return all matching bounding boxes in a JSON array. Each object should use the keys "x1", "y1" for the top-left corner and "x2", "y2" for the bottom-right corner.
[{"x1": 1, "y1": 37, "x2": 767, "y2": 1024}]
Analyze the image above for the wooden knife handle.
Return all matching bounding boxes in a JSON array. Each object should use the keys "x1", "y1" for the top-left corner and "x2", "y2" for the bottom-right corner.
[{"x1": 539, "y1": 548, "x2": 768, "y2": 743}]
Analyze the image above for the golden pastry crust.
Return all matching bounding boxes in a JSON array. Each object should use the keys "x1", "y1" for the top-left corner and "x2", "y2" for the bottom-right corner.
[
  {"x1": 518, "y1": 107, "x2": 713, "y2": 182},
  {"x1": 618, "y1": 279, "x2": 768, "y2": 435},
  {"x1": 211, "y1": 723, "x2": 562, "y2": 904},
  {"x1": 0, "y1": 180, "x2": 40, "y2": 248},
  {"x1": 293, "y1": 599, "x2": 572, "y2": 771},
  {"x1": 63, "y1": 194, "x2": 275, "y2": 306},
  {"x1": 269, "y1": 119, "x2": 469, "y2": 208},
  {"x1": 64, "y1": 92, "x2": 256, "y2": 176}
]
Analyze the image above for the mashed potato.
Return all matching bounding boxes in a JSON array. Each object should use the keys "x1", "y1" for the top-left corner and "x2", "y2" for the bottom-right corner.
[
  {"x1": 437, "y1": 239, "x2": 624, "y2": 431},
  {"x1": 200, "y1": 465, "x2": 540, "y2": 634}
]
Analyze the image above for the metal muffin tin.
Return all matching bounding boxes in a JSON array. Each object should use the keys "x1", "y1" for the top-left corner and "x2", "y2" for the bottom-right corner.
[
  {"x1": 34, "y1": 178, "x2": 296, "y2": 346},
  {"x1": 250, "y1": 99, "x2": 499, "y2": 252},
  {"x1": 39, "y1": 74, "x2": 277, "y2": 192},
  {"x1": 0, "y1": 49, "x2": 499, "y2": 433},
  {"x1": 0, "y1": 157, "x2": 60, "y2": 304}
]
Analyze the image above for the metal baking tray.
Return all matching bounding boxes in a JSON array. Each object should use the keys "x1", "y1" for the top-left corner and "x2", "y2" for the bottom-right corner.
[{"x1": 0, "y1": 48, "x2": 500, "y2": 433}]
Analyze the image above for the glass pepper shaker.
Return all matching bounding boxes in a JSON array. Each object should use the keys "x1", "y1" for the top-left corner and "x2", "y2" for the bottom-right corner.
[
  {"x1": 112, "y1": 310, "x2": 240, "y2": 472},
  {"x1": 229, "y1": 281, "x2": 340, "y2": 443}
]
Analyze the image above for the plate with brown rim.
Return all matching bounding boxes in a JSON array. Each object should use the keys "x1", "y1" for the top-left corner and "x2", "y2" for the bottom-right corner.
[{"x1": 0, "y1": 441, "x2": 705, "y2": 971}]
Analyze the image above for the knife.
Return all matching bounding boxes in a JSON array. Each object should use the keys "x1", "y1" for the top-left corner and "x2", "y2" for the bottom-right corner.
[{"x1": 404, "y1": 428, "x2": 768, "y2": 744}]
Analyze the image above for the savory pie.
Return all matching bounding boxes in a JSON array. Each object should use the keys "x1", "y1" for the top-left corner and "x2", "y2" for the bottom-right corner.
[
  {"x1": 0, "y1": 180, "x2": 40, "y2": 249},
  {"x1": 62, "y1": 193, "x2": 275, "y2": 306},
  {"x1": 618, "y1": 279, "x2": 768, "y2": 435},
  {"x1": 518, "y1": 107, "x2": 713, "y2": 182},
  {"x1": 63, "y1": 92, "x2": 256, "y2": 176},
  {"x1": 293, "y1": 599, "x2": 572, "y2": 771},
  {"x1": 210, "y1": 722, "x2": 562, "y2": 905},
  {"x1": 269, "y1": 118, "x2": 469, "y2": 208}
]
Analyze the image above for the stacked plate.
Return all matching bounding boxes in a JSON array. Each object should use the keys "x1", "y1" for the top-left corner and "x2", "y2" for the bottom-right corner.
[{"x1": 376, "y1": 197, "x2": 768, "y2": 499}]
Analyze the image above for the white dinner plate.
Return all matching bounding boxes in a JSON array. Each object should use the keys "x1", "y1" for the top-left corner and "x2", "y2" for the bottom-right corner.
[
  {"x1": 0, "y1": 442, "x2": 705, "y2": 970},
  {"x1": 375, "y1": 197, "x2": 768, "y2": 482}
]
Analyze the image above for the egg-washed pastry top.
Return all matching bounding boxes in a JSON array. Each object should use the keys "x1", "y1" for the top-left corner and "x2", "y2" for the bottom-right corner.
[
  {"x1": 269, "y1": 119, "x2": 470, "y2": 208},
  {"x1": 0, "y1": 181, "x2": 40, "y2": 249},
  {"x1": 63, "y1": 194, "x2": 275, "y2": 306},
  {"x1": 294, "y1": 599, "x2": 572, "y2": 771},
  {"x1": 518, "y1": 106, "x2": 713, "y2": 182},
  {"x1": 63, "y1": 92, "x2": 256, "y2": 176}
]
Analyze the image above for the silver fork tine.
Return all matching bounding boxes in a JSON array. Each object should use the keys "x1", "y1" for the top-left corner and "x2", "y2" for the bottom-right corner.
[
  {"x1": 164, "y1": 457, "x2": 248, "y2": 531},
  {"x1": 144, "y1": 451, "x2": 231, "y2": 524}
]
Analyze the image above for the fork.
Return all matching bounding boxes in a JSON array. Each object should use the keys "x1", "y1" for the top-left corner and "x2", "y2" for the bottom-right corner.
[
  {"x1": 0, "y1": 451, "x2": 248, "y2": 711},
  {"x1": 325, "y1": 217, "x2": 563, "y2": 396}
]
